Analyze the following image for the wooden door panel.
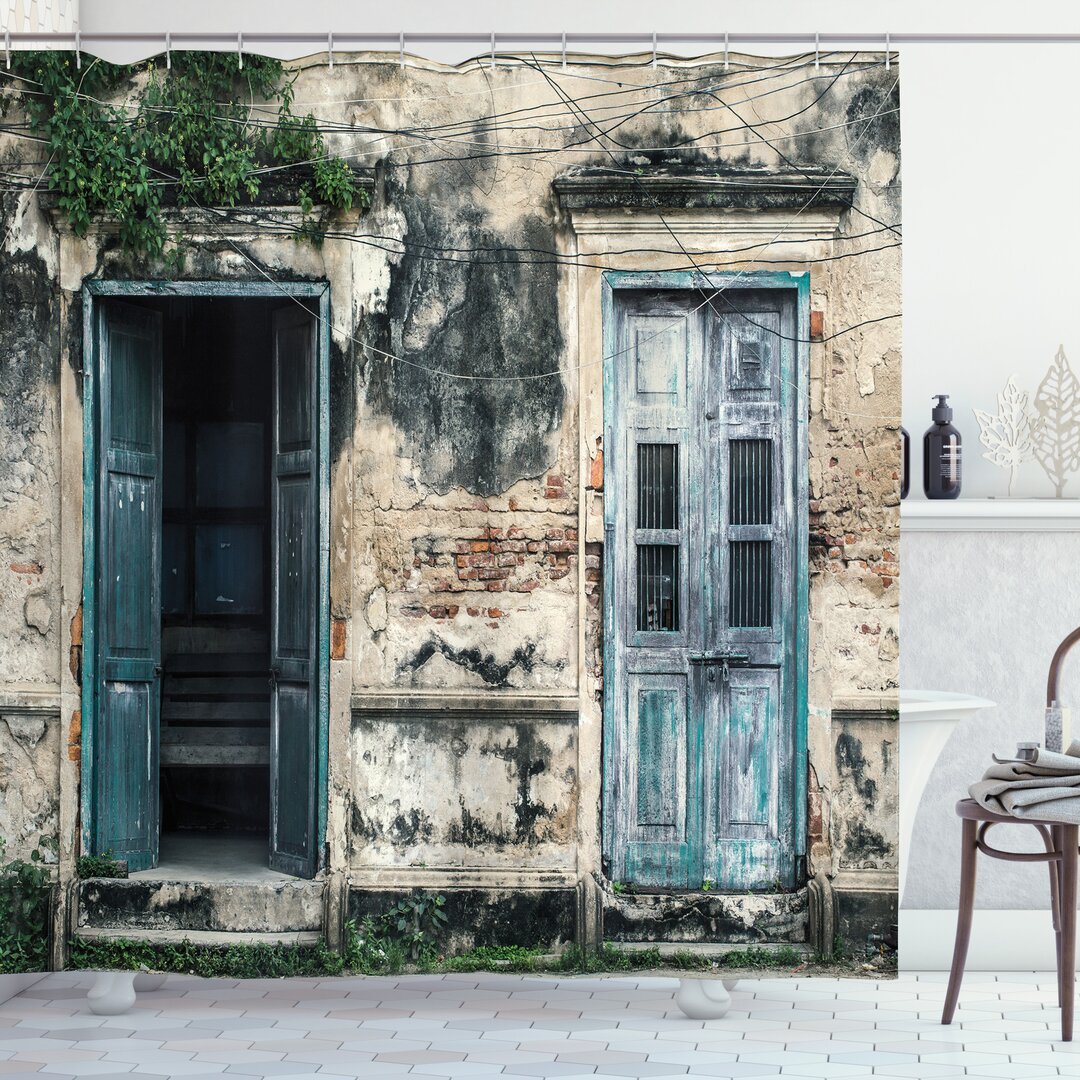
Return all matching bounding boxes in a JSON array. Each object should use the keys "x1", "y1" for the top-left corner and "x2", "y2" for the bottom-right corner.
[
  {"x1": 96, "y1": 301, "x2": 162, "y2": 871},
  {"x1": 702, "y1": 666, "x2": 785, "y2": 889},
  {"x1": 270, "y1": 305, "x2": 319, "y2": 878},
  {"x1": 97, "y1": 683, "x2": 157, "y2": 856},
  {"x1": 271, "y1": 682, "x2": 314, "y2": 862}
]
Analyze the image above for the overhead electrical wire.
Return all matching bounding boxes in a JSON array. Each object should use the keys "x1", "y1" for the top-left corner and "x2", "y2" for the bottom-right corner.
[{"x1": 0, "y1": 49, "x2": 901, "y2": 420}]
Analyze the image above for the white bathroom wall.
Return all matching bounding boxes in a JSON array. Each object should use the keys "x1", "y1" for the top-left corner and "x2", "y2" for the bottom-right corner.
[
  {"x1": 900, "y1": 523, "x2": 1080, "y2": 968},
  {"x1": 900, "y1": 44, "x2": 1080, "y2": 499},
  {"x1": 901, "y1": 527, "x2": 1080, "y2": 913}
]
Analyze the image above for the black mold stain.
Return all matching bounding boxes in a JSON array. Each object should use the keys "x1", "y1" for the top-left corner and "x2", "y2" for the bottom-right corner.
[
  {"x1": 328, "y1": 329, "x2": 356, "y2": 470},
  {"x1": 844, "y1": 78, "x2": 901, "y2": 164},
  {"x1": 79, "y1": 880, "x2": 214, "y2": 931},
  {"x1": 602, "y1": 890, "x2": 806, "y2": 945},
  {"x1": 366, "y1": 192, "x2": 564, "y2": 496},
  {"x1": 348, "y1": 886, "x2": 576, "y2": 950},
  {"x1": 835, "y1": 731, "x2": 877, "y2": 804},
  {"x1": 446, "y1": 727, "x2": 557, "y2": 849},
  {"x1": 0, "y1": 218, "x2": 59, "y2": 498},
  {"x1": 351, "y1": 800, "x2": 435, "y2": 850},
  {"x1": 844, "y1": 820, "x2": 892, "y2": 862},
  {"x1": 398, "y1": 638, "x2": 538, "y2": 687},
  {"x1": 477, "y1": 724, "x2": 553, "y2": 844}
]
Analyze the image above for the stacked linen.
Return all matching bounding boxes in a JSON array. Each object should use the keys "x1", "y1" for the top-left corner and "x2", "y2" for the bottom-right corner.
[{"x1": 969, "y1": 741, "x2": 1080, "y2": 823}]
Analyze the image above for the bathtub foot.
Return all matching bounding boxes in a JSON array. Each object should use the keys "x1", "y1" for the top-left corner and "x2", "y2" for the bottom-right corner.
[
  {"x1": 674, "y1": 978, "x2": 732, "y2": 1019},
  {"x1": 86, "y1": 971, "x2": 137, "y2": 1015}
]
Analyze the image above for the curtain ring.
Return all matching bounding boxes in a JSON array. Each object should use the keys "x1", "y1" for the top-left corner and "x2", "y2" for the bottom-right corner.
[
  {"x1": 5, "y1": 29, "x2": 10, "y2": 71},
  {"x1": 885, "y1": 31, "x2": 891, "y2": 70},
  {"x1": 723, "y1": 31, "x2": 729, "y2": 71},
  {"x1": 490, "y1": 31, "x2": 496, "y2": 70},
  {"x1": 237, "y1": 32, "x2": 243, "y2": 71},
  {"x1": 561, "y1": 31, "x2": 567, "y2": 72},
  {"x1": 328, "y1": 32, "x2": 333, "y2": 70},
  {"x1": 165, "y1": 31, "x2": 171, "y2": 70},
  {"x1": 814, "y1": 32, "x2": 820, "y2": 69},
  {"x1": 399, "y1": 31, "x2": 405, "y2": 69},
  {"x1": 652, "y1": 31, "x2": 658, "y2": 68},
  {"x1": 75, "y1": 30, "x2": 81, "y2": 69}
]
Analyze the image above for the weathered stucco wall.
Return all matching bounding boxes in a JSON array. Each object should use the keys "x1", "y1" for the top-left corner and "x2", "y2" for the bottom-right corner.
[{"x1": 0, "y1": 49, "x2": 900, "y2": 950}]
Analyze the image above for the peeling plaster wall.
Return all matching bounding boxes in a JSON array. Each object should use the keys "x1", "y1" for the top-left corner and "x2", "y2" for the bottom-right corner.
[{"x1": 0, "y1": 51, "x2": 900, "y2": 947}]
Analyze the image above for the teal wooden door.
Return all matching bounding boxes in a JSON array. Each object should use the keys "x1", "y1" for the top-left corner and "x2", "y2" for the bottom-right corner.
[
  {"x1": 269, "y1": 306, "x2": 320, "y2": 877},
  {"x1": 95, "y1": 301, "x2": 163, "y2": 871},
  {"x1": 606, "y1": 286, "x2": 800, "y2": 891}
]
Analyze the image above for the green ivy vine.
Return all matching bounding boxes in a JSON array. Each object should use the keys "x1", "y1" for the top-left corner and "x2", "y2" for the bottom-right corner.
[{"x1": 6, "y1": 51, "x2": 367, "y2": 259}]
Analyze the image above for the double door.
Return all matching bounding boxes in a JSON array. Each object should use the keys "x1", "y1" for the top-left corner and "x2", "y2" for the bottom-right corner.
[
  {"x1": 605, "y1": 284, "x2": 803, "y2": 890},
  {"x1": 88, "y1": 298, "x2": 324, "y2": 877}
]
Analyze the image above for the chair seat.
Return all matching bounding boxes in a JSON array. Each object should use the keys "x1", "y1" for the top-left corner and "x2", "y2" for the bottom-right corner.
[{"x1": 955, "y1": 797, "x2": 1064, "y2": 828}]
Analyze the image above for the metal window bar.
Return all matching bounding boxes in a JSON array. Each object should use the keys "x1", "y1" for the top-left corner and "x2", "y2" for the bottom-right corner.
[
  {"x1": 730, "y1": 540, "x2": 771, "y2": 627},
  {"x1": 636, "y1": 443, "x2": 679, "y2": 632},
  {"x1": 729, "y1": 439, "x2": 773, "y2": 628}
]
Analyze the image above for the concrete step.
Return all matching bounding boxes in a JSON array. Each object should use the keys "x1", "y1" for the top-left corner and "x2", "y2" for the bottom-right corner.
[
  {"x1": 76, "y1": 878, "x2": 325, "y2": 935},
  {"x1": 616, "y1": 940, "x2": 811, "y2": 958},
  {"x1": 73, "y1": 927, "x2": 324, "y2": 947}
]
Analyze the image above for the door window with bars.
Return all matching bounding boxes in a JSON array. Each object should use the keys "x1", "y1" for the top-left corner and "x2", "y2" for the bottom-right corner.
[
  {"x1": 636, "y1": 442, "x2": 680, "y2": 631},
  {"x1": 728, "y1": 438, "x2": 774, "y2": 628}
]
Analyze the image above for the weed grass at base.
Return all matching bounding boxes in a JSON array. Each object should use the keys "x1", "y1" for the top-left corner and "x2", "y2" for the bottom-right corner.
[{"x1": 65, "y1": 889, "x2": 893, "y2": 979}]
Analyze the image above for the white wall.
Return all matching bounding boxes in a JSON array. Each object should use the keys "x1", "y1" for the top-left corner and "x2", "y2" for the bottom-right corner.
[
  {"x1": 900, "y1": 528, "x2": 1080, "y2": 912},
  {"x1": 901, "y1": 43, "x2": 1080, "y2": 499}
]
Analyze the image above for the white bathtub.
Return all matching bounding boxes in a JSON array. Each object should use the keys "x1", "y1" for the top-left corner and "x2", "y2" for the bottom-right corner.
[{"x1": 898, "y1": 690, "x2": 996, "y2": 902}]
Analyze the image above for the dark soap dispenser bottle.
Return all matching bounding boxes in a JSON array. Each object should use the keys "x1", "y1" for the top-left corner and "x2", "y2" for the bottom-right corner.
[{"x1": 923, "y1": 394, "x2": 962, "y2": 500}]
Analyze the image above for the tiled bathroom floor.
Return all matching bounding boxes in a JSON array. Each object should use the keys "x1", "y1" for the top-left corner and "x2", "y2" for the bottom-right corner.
[{"x1": 0, "y1": 971, "x2": 1075, "y2": 1079}]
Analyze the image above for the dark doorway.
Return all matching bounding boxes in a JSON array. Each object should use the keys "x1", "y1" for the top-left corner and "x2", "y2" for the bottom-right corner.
[
  {"x1": 159, "y1": 299, "x2": 274, "y2": 848},
  {"x1": 83, "y1": 283, "x2": 327, "y2": 879}
]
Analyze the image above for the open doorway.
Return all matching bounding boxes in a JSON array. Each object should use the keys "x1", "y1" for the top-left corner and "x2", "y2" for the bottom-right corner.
[
  {"x1": 159, "y1": 298, "x2": 273, "y2": 872},
  {"x1": 81, "y1": 283, "x2": 329, "y2": 880}
]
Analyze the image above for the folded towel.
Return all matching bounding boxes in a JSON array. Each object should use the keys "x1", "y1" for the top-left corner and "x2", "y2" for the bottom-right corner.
[{"x1": 969, "y1": 739, "x2": 1080, "y2": 823}]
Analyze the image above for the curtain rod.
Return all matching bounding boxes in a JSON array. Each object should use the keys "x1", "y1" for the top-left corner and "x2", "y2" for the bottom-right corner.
[{"x1": 5, "y1": 31, "x2": 1080, "y2": 48}]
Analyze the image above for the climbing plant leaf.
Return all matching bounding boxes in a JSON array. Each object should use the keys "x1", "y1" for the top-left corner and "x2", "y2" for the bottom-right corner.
[{"x1": 7, "y1": 51, "x2": 367, "y2": 259}]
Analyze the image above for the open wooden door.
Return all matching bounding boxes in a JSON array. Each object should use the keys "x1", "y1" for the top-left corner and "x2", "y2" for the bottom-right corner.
[
  {"x1": 94, "y1": 301, "x2": 163, "y2": 871},
  {"x1": 269, "y1": 306, "x2": 320, "y2": 877}
]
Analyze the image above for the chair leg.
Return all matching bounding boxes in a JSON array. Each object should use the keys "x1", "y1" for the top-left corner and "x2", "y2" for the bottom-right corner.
[
  {"x1": 1059, "y1": 825, "x2": 1077, "y2": 1043},
  {"x1": 1049, "y1": 825, "x2": 1063, "y2": 1008},
  {"x1": 943, "y1": 818, "x2": 978, "y2": 1025}
]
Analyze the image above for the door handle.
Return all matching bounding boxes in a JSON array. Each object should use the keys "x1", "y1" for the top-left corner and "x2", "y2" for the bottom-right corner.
[
  {"x1": 153, "y1": 664, "x2": 164, "y2": 678},
  {"x1": 268, "y1": 665, "x2": 280, "y2": 689}
]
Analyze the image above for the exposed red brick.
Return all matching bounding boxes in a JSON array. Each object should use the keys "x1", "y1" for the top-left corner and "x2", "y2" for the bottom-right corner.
[
  {"x1": 487, "y1": 607, "x2": 504, "y2": 618},
  {"x1": 10, "y1": 561, "x2": 43, "y2": 575},
  {"x1": 810, "y1": 310, "x2": 824, "y2": 340},
  {"x1": 331, "y1": 617, "x2": 347, "y2": 660},
  {"x1": 589, "y1": 448, "x2": 604, "y2": 490}
]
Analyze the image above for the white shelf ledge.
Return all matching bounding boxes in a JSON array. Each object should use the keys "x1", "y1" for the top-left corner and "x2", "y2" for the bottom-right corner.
[{"x1": 902, "y1": 498, "x2": 1080, "y2": 531}]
